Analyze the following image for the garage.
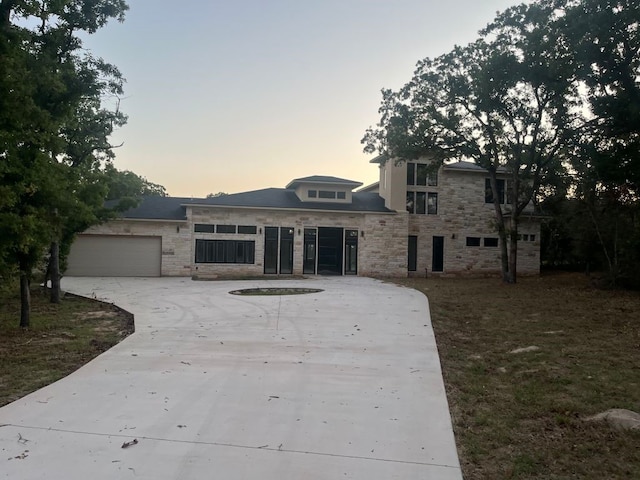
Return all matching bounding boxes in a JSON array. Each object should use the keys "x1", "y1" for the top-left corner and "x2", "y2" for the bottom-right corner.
[{"x1": 66, "y1": 235, "x2": 162, "y2": 277}]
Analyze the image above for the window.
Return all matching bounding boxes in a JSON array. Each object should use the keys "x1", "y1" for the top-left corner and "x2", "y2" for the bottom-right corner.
[
  {"x1": 216, "y1": 224, "x2": 236, "y2": 234},
  {"x1": 427, "y1": 193, "x2": 438, "y2": 215},
  {"x1": 530, "y1": 234, "x2": 536, "y2": 242},
  {"x1": 484, "y1": 237, "x2": 499, "y2": 247},
  {"x1": 337, "y1": 191, "x2": 346, "y2": 199},
  {"x1": 406, "y1": 191, "x2": 415, "y2": 214},
  {"x1": 416, "y1": 192, "x2": 426, "y2": 214},
  {"x1": 195, "y1": 239, "x2": 255, "y2": 264},
  {"x1": 416, "y1": 164, "x2": 429, "y2": 186},
  {"x1": 407, "y1": 162, "x2": 415, "y2": 185},
  {"x1": 194, "y1": 223, "x2": 215, "y2": 233},
  {"x1": 407, "y1": 162, "x2": 438, "y2": 186},
  {"x1": 237, "y1": 225, "x2": 257, "y2": 234},
  {"x1": 319, "y1": 190, "x2": 336, "y2": 199},
  {"x1": 308, "y1": 190, "x2": 317, "y2": 198},
  {"x1": 466, "y1": 237, "x2": 481, "y2": 246},
  {"x1": 485, "y1": 178, "x2": 506, "y2": 204},
  {"x1": 407, "y1": 191, "x2": 437, "y2": 215}
]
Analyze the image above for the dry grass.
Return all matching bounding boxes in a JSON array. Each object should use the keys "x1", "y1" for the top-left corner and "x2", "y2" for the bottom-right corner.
[
  {"x1": 396, "y1": 272, "x2": 640, "y2": 479},
  {"x1": 0, "y1": 285, "x2": 133, "y2": 407}
]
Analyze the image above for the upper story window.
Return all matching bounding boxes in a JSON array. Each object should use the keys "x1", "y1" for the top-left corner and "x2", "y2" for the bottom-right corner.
[
  {"x1": 407, "y1": 191, "x2": 438, "y2": 215},
  {"x1": 485, "y1": 178, "x2": 512, "y2": 204},
  {"x1": 308, "y1": 190, "x2": 317, "y2": 198},
  {"x1": 319, "y1": 190, "x2": 336, "y2": 199},
  {"x1": 407, "y1": 162, "x2": 438, "y2": 186},
  {"x1": 337, "y1": 191, "x2": 346, "y2": 199},
  {"x1": 194, "y1": 223, "x2": 215, "y2": 233}
]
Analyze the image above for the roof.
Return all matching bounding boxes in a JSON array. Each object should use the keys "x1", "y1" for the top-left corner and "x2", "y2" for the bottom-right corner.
[
  {"x1": 190, "y1": 188, "x2": 392, "y2": 213},
  {"x1": 285, "y1": 175, "x2": 363, "y2": 189},
  {"x1": 105, "y1": 196, "x2": 200, "y2": 221},
  {"x1": 357, "y1": 182, "x2": 380, "y2": 193},
  {"x1": 108, "y1": 189, "x2": 393, "y2": 221}
]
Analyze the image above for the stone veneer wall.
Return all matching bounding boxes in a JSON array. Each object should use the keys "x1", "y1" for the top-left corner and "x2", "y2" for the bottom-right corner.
[
  {"x1": 81, "y1": 220, "x2": 192, "y2": 276},
  {"x1": 407, "y1": 169, "x2": 540, "y2": 275},
  {"x1": 188, "y1": 207, "x2": 407, "y2": 278}
]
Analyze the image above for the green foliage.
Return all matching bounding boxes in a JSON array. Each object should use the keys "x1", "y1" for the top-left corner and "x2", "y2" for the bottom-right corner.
[{"x1": 0, "y1": 0, "x2": 130, "y2": 324}]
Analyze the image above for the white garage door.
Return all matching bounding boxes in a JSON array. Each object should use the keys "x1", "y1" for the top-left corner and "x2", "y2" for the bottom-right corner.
[{"x1": 66, "y1": 235, "x2": 162, "y2": 277}]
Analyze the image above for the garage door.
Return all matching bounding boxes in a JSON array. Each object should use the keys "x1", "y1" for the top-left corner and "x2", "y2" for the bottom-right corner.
[{"x1": 66, "y1": 235, "x2": 162, "y2": 277}]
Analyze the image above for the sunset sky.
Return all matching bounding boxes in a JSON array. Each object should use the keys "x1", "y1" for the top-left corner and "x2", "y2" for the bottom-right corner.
[{"x1": 85, "y1": 0, "x2": 522, "y2": 197}]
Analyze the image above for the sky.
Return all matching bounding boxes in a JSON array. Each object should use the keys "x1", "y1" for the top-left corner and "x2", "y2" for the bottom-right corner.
[{"x1": 84, "y1": 0, "x2": 522, "y2": 197}]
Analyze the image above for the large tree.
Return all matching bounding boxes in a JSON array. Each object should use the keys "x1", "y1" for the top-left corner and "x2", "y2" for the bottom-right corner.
[
  {"x1": 0, "y1": 0, "x2": 128, "y2": 325},
  {"x1": 363, "y1": 1, "x2": 577, "y2": 283}
]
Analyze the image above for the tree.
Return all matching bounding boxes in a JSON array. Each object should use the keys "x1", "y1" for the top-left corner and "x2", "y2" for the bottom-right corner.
[
  {"x1": 206, "y1": 192, "x2": 228, "y2": 198},
  {"x1": 363, "y1": 1, "x2": 577, "y2": 283},
  {"x1": 0, "y1": 0, "x2": 129, "y2": 325},
  {"x1": 557, "y1": 0, "x2": 640, "y2": 286}
]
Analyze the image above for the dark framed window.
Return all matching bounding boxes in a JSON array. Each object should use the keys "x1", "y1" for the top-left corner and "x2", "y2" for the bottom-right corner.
[
  {"x1": 216, "y1": 224, "x2": 236, "y2": 234},
  {"x1": 466, "y1": 237, "x2": 481, "y2": 246},
  {"x1": 484, "y1": 237, "x2": 499, "y2": 247},
  {"x1": 530, "y1": 234, "x2": 536, "y2": 242},
  {"x1": 337, "y1": 191, "x2": 346, "y2": 199},
  {"x1": 194, "y1": 224, "x2": 215, "y2": 233},
  {"x1": 407, "y1": 162, "x2": 416, "y2": 185},
  {"x1": 428, "y1": 171, "x2": 438, "y2": 186},
  {"x1": 308, "y1": 190, "x2": 317, "y2": 198},
  {"x1": 406, "y1": 191, "x2": 415, "y2": 214},
  {"x1": 415, "y1": 192, "x2": 426, "y2": 214},
  {"x1": 195, "y1": 239, "x2": 255, "y2": 264},
  {"x1": 485, "y1": 178, "x2": 506, "y2": 204},
  {"x1": 319, "y1": 190, "x2": 336, "y2": 199},
  {"x1": 416, "y1": 164, "x2": 429, "y2": 186},
  {"x1": 427, "y1": 192, "x2": 438, "y2": 215},
  {"x1": 237, "y1": 225, "x2": 257, "y2": 234}
]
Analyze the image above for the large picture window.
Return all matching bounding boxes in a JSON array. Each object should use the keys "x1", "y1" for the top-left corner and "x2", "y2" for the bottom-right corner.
[{"x1": 195, "y1": 239, "x2": 255, "y2": 264}]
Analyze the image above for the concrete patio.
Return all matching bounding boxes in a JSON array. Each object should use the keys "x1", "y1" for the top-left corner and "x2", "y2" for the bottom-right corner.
[{"x1": 0, "y1": 276, "x2": 462, "y2": 479}]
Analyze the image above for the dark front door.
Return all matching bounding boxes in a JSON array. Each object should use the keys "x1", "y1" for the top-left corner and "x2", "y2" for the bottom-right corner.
[
  {"x1": 432, "y1": 236, "x2": 444, "y2": 273},
  {"x1": 344, "y1": 230, "x2": 358, "y2": 275},
  {"x1": 279, "y1": 227, "x2": 294, "y2": 274},
  {"x1": 264, "y1": 227, "x2": 279, "y2": 274},
  {"x1": 317, "y1": 227, "x2": 343, "y2": 275},
  {"x1": 303, "y1": 228, "x2": 317, "y2": 274},
  {"x1": 408, "y1": 235, "x2": 418, "y2": 272}
]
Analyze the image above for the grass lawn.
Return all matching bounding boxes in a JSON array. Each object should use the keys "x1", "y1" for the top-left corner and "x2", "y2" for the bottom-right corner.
[
  {"x1": 396, "y1": 272, "x2": 640, "y2": 479},
  {"x1": 0, "y1": 285, "x2": 133, "y2": 407}
]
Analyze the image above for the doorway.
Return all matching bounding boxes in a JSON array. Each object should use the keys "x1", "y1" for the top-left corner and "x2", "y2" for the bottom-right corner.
[
  {"x1": 432, "y1": 236, "x2": 444, "y2": 273},
  {"x1": 317, "y1": 227, "x2": 343, "y2": 275}
]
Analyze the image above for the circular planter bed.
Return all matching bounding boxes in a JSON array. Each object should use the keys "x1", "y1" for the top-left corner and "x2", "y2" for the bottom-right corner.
[{"x1": 229, "y1": 287, "x2": 324, "y2": 296}]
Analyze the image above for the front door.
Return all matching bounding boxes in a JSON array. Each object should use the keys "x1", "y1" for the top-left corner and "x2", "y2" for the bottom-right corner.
[
  {"x1": 344, "y1": 230, "x2": 358, "y2": 275},
  {"x1": 317, "y1": 227, "x2": 343, "y2": 275},
  {"x1": 432, "y1": 236, "x2": 444, "y2": 273},
  {"x1": 303, "y1": 228, "x2": 317, "y2": 274},
  {"x1": 408, "y1": 235, "x2": 418, "y2": 272},
  {"x1": 264, "y1": 227, "x2": 279, "y2": 274},
  {"x1": 279, "y1": 227, "x2": 294, "y2": 274}
]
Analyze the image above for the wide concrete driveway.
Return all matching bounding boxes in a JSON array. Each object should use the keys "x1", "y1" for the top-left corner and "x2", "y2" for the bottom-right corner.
[{"x1": 1, "y1": 277, "x2": 461, "y2": 479}]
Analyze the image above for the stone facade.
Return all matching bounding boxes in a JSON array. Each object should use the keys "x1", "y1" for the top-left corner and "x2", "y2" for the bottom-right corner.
[
  {"x1": 187, "y1": 206, "x2": 406, "y2": 278},
  {"x1": 75, "y1": 158, "x2": 542, "y2": 278}
]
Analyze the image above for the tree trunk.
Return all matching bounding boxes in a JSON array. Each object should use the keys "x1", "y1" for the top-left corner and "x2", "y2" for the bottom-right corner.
[
  {"x1": 488, "y1": 172, "x2": 510, "y2": 282},
  {"x1": 507, "y1": 212, "x2": 518, "y2": 284},
  {"x1": 49, "y1": 241, "x2": 61, "y2": 303},
  {"x1": 19, "y1": 257, "x2": 31, "y2": 329}
]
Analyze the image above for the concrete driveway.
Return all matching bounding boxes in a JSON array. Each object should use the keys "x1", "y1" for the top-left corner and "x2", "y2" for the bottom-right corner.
[{"x1": 0, "y1": 277, "x2": 462, "y2": 479}]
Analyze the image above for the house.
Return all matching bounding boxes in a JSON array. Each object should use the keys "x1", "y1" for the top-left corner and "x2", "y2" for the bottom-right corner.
[{"x1": 65, "y1": 158, "x2": 542, "y2": 277}]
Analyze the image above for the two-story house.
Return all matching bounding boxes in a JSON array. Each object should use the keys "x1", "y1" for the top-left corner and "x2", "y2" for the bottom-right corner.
[{"x1": 65, "y1": 157, "x2": 541, "y2": 277}]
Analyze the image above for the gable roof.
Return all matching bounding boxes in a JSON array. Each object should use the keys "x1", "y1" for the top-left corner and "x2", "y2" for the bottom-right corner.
[{"x1": 285, "y1": 175, "x2": 363, "y2": 189}]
